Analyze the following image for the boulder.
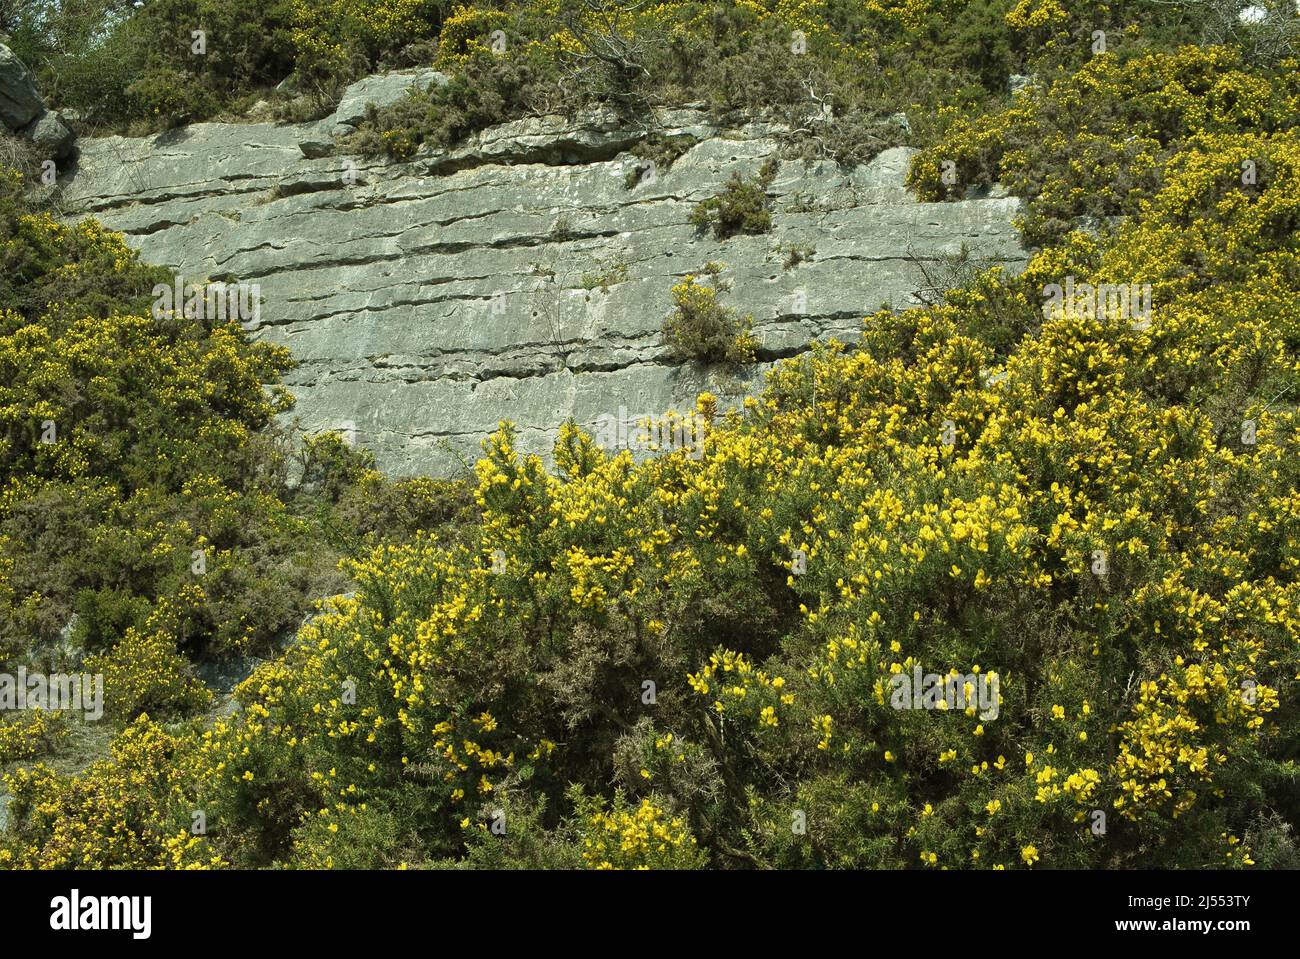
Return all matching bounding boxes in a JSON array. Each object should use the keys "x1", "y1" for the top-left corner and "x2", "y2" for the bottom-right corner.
[
  {"x1": 23, "y1": 110, "x2": 75, "y2": 160},
  {"x1": 298, "y1": 120, "x2": 337, "y2": 158},
  {"x1": 0, "y1": 44, "x2": 44, "y2": 130},
  {"x1": 0, "y1": 44, "x2": 78, "y2": 160},
  {"x1": 1008, "y1": 74, "x2": 1037, "y2": 97},
  {"x1": 329, "y1": 68, "x2": 449, "y2": 130},
  {"x1": 299, "y1": 67, "x2": 450, "y2": 155}
]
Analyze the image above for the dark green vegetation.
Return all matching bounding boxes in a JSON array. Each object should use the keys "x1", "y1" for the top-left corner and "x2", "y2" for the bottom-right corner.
[
  {"x1": 2, "y1": 1, "x2": 1268, "y2": 153},
  {"x1": 0, "y1": 171, "x2": 475, "y2": 726}
]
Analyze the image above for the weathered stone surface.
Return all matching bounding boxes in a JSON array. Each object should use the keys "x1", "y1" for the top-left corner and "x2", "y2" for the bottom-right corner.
[
  {"x1": 0, "y1": 44, "x2": 43, "y2": 130},
  {"x1": 63, "y1": 104, "x2": 1026, "y2": 476},
  {"x1": 1008, "y1": 74, "x2": 1039, "y2": 97},
  {"x1": 0, "y1": 44, "x2": 78, "y2": 160},
  {"x1": 297, "y1": 68, "x2": 449, "y2": 158},
  {"x1": 424, "y1": 107, "x2": 643, "y2": 174},
  {"x1": 330, "y1": 67, "x2": 448, "y2": 129},
  {"x1": 299, "y1": 120, "x2": 338, "y2": 158},
  {"x1": 23, "y1": 109, "x2": 75, "y2": 160}
]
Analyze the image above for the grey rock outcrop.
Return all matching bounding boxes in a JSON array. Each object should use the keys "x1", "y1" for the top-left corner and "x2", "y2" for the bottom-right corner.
[
  {"x1": 1008, "y1": 74, "x2": 1038, "y2": 97},
  {"x1": 0, "y1": 45, "x2": 43, "y2": 129},
  {"x1": 298, "y1": 123, "x2": 339, "y2": 159},
  {"x1": 331, "y1": 67, "x2": 448, "y2": 128},
  {"x1": 299, "y1": 67, "x2": 449, "y2": 158},
  {"x1": 62, "y1": 104, "x2": 1025, "y2": 477},
  {"x1": 23, "y1": 109, "x2": 75, "y2": 160},
  {"x1": 0, "y1": 43, "x2": 75, "y2": 160}
]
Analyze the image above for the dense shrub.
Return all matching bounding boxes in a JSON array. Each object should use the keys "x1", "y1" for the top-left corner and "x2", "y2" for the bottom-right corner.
[
  {"x1": 4, "y1": 0, "x2": 1253, "y2": 142},
  {"x1": 0, "y1": 718, "x2": 223, "y2": 869},
  {"x1": 289, "y1": 0, "x2": 450, "y2": 95},
  {"x1": 6, "y1": 0, "x2": 295, "y2": 128},
  {"x1": 689, "y1": 159, "x2": 778, "y2": 239},
  {"x1": 0, "y1": 710, "x2": 68, "y2": 764},
  {"x1": 0, "y1": 170, "x2": 311, "y2": 667},
  {"x1": 0, "y1": 166, "x2": 464, "y2": 728},
  {"x1": 909, "y1": 45, "x2": 1300, "y2": 244},
  {"x1": 661, "y1": 265, "x2": 757, "y2": 364},
  {"x1": 10, "y1": 109, "x2": 1297, "y2": 866}
]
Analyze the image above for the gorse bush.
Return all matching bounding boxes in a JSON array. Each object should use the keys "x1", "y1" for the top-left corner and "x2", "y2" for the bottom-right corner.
[
  {"x1": 580, "y1": 794, "x2": 704, "y2": 869},
  {"x1": 0, "y1": 717, "x2": 224, "y2": 869},
  {"x1": 0, "y1": 709, "x2": 68, "y2": 764},
  {"x1": 661, "y1": 265, "x2": 757, "y2": 364},
  {"x1": 7, "y1": 76, "x2": 1298, "y2": 866},
  {"x1": 0, "y1": 168, "x2": 304, "y2": 664},
  {"x1": 3, "y1": 0, "x2": 1247, "y2": 142},
  {"x1": 909, "y1": 44, "x2": 1300, "y2": 245},
  {"x1": 0, "y1": 165, "x2": 470, "y2": 728},
  {"x1": 0, "y1": 166, "x2": 282, "y2": 657},
  {"x1": 291, "y1": 0, "x2": 448, "y2": 91}
]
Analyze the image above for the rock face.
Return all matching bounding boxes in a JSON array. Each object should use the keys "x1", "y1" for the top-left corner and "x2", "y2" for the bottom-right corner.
[{"x1": 62, "y1": 102, "x2": 1026, "y2": 476}]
